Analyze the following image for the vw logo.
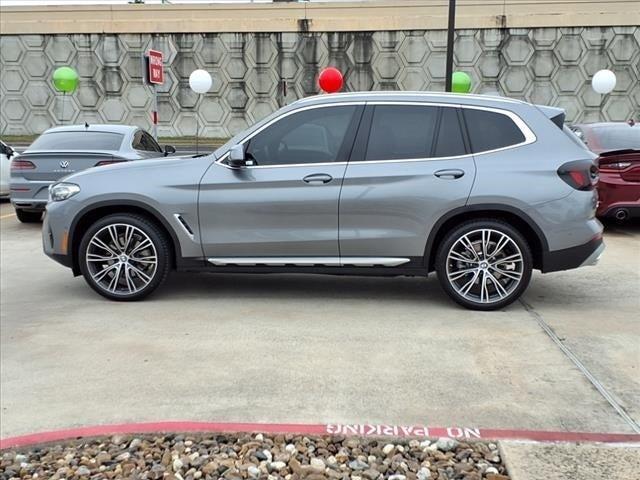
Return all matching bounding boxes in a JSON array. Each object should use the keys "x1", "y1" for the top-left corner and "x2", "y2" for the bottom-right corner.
[{"x1": 59, "y1": 160, "x2": 69, "y2": 169}]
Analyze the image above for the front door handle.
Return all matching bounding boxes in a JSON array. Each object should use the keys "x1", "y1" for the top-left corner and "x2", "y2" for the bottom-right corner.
[
  {"x1": 303, "y1": 173, "x2": 333, "y2": 185},
  {"x1": 434, "y1": 169, "x2": 465, "y2": 179}
]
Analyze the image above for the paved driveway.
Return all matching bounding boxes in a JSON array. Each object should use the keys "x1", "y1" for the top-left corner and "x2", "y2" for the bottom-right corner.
[{"x1": 1, "y1": 201, "x2": 638, "y2": 438}]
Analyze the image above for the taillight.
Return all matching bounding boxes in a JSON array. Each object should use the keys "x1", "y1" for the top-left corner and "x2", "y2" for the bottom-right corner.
[
  {"x1": 95, "y1": 160, "x2": 125, "y2": 167},
  {"x1": 11, "y1": 159, "x2": 36, "y2": 170},
  {"x1": 599, "y1": 161, "x2": 631, "y2": 171},
  {"x1": 557, "y1": 160, "x2": 598, "y2": 191}
]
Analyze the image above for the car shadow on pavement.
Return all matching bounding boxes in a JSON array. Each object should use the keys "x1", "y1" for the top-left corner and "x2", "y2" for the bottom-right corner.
[{"x1": 162, "y1": 272, "x2": 456, "y2": 307}]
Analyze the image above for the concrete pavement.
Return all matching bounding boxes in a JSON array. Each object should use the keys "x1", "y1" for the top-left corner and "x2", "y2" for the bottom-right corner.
[{"x1": 1, "y1": 200, "x2": 639, "y2": 443}]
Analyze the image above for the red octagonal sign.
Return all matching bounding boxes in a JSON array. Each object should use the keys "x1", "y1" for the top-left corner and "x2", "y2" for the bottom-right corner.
[{"x1": 148, "y1": 49, "x2": 164, "y2": 85}]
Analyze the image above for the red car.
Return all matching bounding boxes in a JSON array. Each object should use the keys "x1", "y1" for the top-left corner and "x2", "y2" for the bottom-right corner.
[{"x1": 571, "y1": 122, "x2": 640, "y2": 221}]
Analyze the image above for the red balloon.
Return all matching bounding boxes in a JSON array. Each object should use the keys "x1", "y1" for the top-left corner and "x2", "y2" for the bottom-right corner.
[{"x1": 318, "y1": 67, "x2": 343, "y2": 93}]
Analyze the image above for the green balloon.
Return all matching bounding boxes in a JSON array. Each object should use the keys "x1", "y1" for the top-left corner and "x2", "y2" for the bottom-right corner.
[
  {"x1": 451, "y1": 71, "x2": 472, "y2": 93},
  {"x1": 53, "y1": 66, "x2": 79, "y2": 93}
]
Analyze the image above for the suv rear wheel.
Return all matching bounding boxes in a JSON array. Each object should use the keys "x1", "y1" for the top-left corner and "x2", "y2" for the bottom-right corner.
[
  {"x1": 435, "y1": 219, "x2": 533, "y2": 310},
  {"x1": 15, "y1": 209, "x2": 42, "y2": 223},
  {"x1": 78, "y1": 214, "x2": 171, "y2": 301}
]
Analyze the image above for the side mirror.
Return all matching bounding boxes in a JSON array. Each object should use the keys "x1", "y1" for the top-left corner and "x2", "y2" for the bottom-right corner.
[
  {"x1": 5, "y1": 146, "x2": 14, "y2": 159},
  {"x1": 228, "y1": 144, "x2": 249, "y2": 168},
  {"x1": 163, "y1": 145, "x2": 176, "y2": 156}
]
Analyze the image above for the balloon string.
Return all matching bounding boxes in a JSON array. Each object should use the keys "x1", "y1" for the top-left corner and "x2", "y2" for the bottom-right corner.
[{"x1": 61, "y1": 92, "x2": 66, "y2": 126}]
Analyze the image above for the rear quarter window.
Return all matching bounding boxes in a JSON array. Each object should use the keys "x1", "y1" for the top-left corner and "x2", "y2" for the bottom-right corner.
[
  {"x1": 463, "y1": 109, "x2": 526, "y2": 153},
  {"x1": 29, "y1": 131, "x2": 125, "y2": 151}
]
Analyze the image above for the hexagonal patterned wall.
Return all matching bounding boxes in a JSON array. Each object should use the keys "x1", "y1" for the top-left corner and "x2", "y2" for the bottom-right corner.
[{"x1": 1, "y1": 27, "x2": 639, "y2": 136}]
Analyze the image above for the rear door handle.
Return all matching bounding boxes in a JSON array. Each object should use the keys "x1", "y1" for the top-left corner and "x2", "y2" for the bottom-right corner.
[
  {"x1": 303, "y1": 173, "x2": 333, "y2": 185},
  {"x1": 434, "y1": 169, "x2": 465, "y2": 179}
]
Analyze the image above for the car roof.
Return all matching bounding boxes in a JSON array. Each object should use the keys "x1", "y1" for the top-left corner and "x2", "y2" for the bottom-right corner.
[
  {"x1": 42, "y1": 124, "x2": 140, "y2": 135},
  {"x1": 573, "y1": 122, "x2": 639, "y2": 129},
  {"x1": 291, "y1": 91, "x2": 530, "y2": 109}
]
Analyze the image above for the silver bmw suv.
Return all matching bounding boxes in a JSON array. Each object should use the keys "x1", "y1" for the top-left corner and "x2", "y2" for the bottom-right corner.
[{"x1": 43, "y1": 92, "x2": 603, "y2": 310}]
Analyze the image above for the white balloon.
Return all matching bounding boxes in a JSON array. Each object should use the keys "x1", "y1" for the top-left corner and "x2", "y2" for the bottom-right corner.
[
  {"x1": 592, "y1": 69, "x2": 616, "y2": 94},
  {"x1": 189, "y1": 69, "x2": 212, "y2": 94}
]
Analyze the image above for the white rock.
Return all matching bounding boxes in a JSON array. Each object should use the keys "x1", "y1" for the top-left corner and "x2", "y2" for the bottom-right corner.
[
  {"x1": 367, "y1": 455, "x2": 376, "y2": 464},
  {"x1": 263, "y1": 450, "x2": 273, "y2": 462},
  {"x1": 285, "y1": 444, "x2": 296, "y2": 454},
  {"x1": 419, "y1": 440, "x2": 431, "y2": 449},
  {"x1": 270, "y1": 461, "x2": 287, "y2": 471},
  {"x1": 310, "y1": 458, "x2": 325, "y2": 472},
  {"x1": 185, "y1": 440, "x2": 193, "y2": 447},
  {"x1": 490, "y1": 455, "x2": 501, "y2": 463},
  {"x1": 255, "y1": 434, "x2": 264, "y2": 441},
  {"x1": 417, "y1": 467, "x2": 431, "y2": 480},
  {"x1": 382, "y1": 444, "x2": 395, "y2": 455},
  {"x1": 194, "y1": 472, "x2": 202, "y2": 479},
  {"x1": 485, "y1": 466, "x2": 499, "y2": 475},
  {"x1": 248, "y1": 466, "x2": 261, "y2": 478},
  {"x1": 128, "y1": 438, "x2": 142, "y2": 450},
  {"x1": 435, "y1": 437, "x2": 458, "y2": 452},
  {"x1": 76, "y1": 466, "x2": 90, "y2": 476},
  {"x1": 408, "y1": 440, "x2": 420, "y2": 448},
  {"x1": 396, "y1": 445, "x2": 405, "y2": 453},
  {"x1": 173, "y1": 458, "x2": 184, "y2": 472},
  {"x1": 389, "y1": 475, "x2": 407, "y2": 480},
  {"x1": 326, "y1": 456, "x2": 337, "y2": 466},
  {"x1": 488, "y1": 443, "x2": 497, "y2": 451}
]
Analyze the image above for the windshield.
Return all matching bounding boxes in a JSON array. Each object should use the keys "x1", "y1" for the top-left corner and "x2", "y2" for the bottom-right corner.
[
  {"x1": 587, "y1": 125, "x2": 640, "y2": 152},
  {"x1": 29, "y1": 131, "x2": 125, "y2": 151}
]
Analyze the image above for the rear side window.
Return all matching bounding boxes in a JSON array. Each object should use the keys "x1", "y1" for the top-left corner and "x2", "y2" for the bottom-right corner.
[
  {"x1": 434, "y1": 107, "x2": 466, "y2": 157},
  {"x1": 463, "y1": 109, "x2": 526, "y2": 153},
  {"x1": 365, "y1": 105, "x2": 438, "y2": 160},
  {"x1": 29, "y1": 131, "x2": 124, "y2": 151}
]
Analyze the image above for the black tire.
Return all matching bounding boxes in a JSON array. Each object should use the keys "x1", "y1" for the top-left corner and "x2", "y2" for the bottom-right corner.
[
  {"x1": 435, "y1": 219, "x2": 533, "y2": 311},
  {"x1": 15, "y1": 209, "x2": 42, "y2": 223},
  {"x1": 78, "y1": 213, "x2": 172, "y2": 301}
]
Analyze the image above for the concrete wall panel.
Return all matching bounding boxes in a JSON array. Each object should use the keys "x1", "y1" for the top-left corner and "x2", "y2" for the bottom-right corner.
[{"x1": 1, "y1": 27, "x2": 639, "y2": 136}]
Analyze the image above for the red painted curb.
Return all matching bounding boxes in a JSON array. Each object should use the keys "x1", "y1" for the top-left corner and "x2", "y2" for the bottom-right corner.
[{"x1": 1, "y1": 422, "x2": 639, "y2": 450}]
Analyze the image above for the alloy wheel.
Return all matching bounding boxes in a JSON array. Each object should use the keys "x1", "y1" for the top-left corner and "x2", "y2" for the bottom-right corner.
[
  {"x1": 445, "y1": 228, "x2": 524, "y2": 305},
  {"x1": 85, "y1": 223, "x2": 158, "y2": 296}
]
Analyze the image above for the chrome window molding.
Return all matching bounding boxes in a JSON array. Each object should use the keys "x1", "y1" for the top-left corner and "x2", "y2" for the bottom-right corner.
[{"x1": 214, "y1": 100, "x2": 536, "y2": 170}]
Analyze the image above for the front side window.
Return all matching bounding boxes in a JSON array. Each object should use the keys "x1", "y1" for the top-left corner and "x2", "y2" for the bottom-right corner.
[
  {"x1": 244, "y1": 105, "x2": 358, "y2": 166},
  {"x1": 133, "y1": 131, "x2": 162, "y2": 153},
  {"x1": 29, "y1": 131, "x2": 124, "y2": 151},
  {"x1": 463, "y1": 108, "x2": 526, "y2": 153},
  {"x1": 365, "y1": 105, "x2": 439, "y2": 161}
]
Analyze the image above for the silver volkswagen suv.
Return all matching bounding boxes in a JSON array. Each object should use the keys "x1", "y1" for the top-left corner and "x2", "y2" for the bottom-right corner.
[{"x1": 43, "y1": 92, "x2": 603, "y2": 310}]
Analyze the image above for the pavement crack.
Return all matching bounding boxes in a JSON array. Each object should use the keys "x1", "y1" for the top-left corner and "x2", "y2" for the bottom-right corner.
[{"x1": 519, "y1": 298, "x2": 640, "y2": 434}]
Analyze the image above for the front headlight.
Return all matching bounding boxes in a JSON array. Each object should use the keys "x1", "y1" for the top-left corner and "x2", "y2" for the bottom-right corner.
[{"x1": 49, "y1": 182, "x2": 80, "y2": 202}]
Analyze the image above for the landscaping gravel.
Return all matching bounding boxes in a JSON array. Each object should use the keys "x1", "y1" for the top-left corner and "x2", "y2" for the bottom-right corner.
[{"x1": 0, "y1": 433, "x2": 510, "y2": 480}]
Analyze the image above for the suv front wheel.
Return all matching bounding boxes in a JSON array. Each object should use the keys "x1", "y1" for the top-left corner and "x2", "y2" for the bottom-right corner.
[
  {"x1": 435, "y1": 219, "x2": 533, "y2": 310},
  {"x1": 78, "y1": 214, "x2": 172, "y2": 301}
]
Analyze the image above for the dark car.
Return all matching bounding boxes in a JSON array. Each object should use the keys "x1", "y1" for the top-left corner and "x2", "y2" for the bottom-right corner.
[
  {"x1": 10, "y1": 124, "x2": 175, "y2": 223},
  {"x1": 571, "y1": 122, "x2": 640, "y2": 221}
]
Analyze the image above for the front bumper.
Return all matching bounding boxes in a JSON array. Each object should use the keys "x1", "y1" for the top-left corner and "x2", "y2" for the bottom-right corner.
[
  {"x1": 542, "y1": 235, "x2": 605, "y2": 273},
  {"x1": 42, "y1": 202, "x2": 74, "y2": 270}
]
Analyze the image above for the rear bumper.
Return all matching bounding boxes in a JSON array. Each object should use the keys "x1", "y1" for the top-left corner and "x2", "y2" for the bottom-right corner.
[
  {"x1": 11, "y1": 198, "x2": 47, "y2": 211},
  {"x1": 542, "y1": 235, "x2": 604, "y2": 273},
  {"x1": 599, "y1": 205, "x2": 640, "y2": 219}
]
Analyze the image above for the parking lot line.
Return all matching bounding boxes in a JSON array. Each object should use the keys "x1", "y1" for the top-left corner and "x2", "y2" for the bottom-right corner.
[
  {"x1": 1, "y1": 421, "x2": 639, "y2": 450},
  {"x1": 0, "y1": 213, "x2": 16, "y2": 219}
]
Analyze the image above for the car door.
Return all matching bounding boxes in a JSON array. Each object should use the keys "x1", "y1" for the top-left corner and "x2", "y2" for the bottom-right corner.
[
  {"x1": 198, "y1": 103, "x2": 363, "y2": 259},
  {"x1": 339, "y1": 103, "x2": 476, "y2": 260}
]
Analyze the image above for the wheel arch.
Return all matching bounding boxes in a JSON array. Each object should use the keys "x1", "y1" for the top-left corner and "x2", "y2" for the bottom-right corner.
[
  {"x1": 424, "y1": 204, "x2": 549, "y2": 272},
  {"x1": 68, "y1": 200, "x2": 181, "y2": 276}
]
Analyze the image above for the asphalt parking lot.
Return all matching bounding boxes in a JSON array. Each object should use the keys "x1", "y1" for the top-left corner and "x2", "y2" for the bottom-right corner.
[{"x1": 1, "y1": 200, "x2": 638, "y2": 439}]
